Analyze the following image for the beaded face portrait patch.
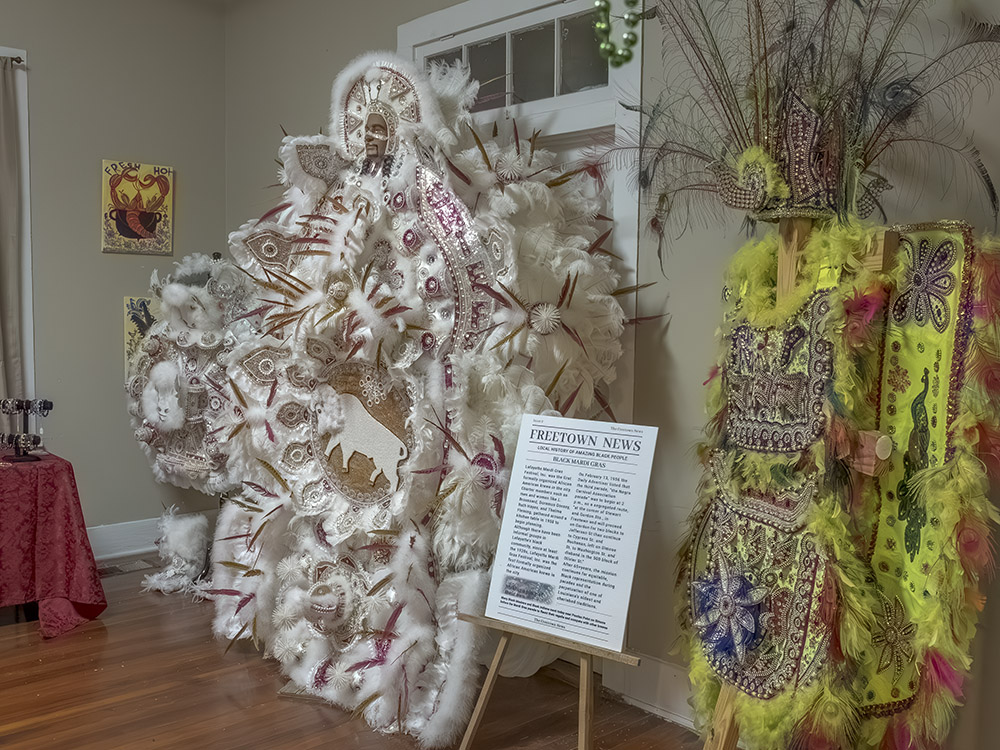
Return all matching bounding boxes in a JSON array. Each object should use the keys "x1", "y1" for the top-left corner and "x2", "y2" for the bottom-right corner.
[{"x1": 340, "y1": 63, "x2": 420, "y2": 161}]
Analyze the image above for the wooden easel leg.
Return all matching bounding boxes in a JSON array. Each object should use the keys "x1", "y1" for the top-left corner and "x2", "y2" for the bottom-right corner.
[
  {"x1": 459, "y1": 631, "x2": 513, "y2": 750},
  {"x1": 704, "y1": 683, "x2": 740, "y2": 750},
  {"x1": 578, "y1": 652, "x2": 594, "y2": 750}
]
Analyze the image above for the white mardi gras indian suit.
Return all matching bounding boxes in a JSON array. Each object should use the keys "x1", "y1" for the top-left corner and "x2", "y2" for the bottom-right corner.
[{"x1": 125, "y1": 52, "x2": 627, "y2": 745}]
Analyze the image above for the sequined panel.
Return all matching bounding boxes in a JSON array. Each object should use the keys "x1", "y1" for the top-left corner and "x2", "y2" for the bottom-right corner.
[
  {"x1": 274, "y1": 554, "x2": 372, "y2": 654},
  {"x1": 295, "y1": 478, "x2": 335, "y2": 515},
  {"x1": 709, "y1": 160, "x2": 767, "y2": 212},
  {"x1": 281, "y1": 441, "x2": 313, "y2": 471},
  {"x1": 127, "y1": 274, "x2": 246, "y2": 494},
  {"x1": 726, "y1": 291, "x2": 833, "y2": 452},
  {"x1": 780, "y1": 92, "x2": 833, "y2": 213},
  {"x1": 276, "y1": 401, "x2": 310, "y2": 430},
  {"x1": 415, "y1": 165, "x2": 503, "y2": 354},
  {"x1": 285, "y1": 364, "x2": 319, "y2": 392},
  {"x1": 295, "y1": 144, "x2": 350, "y2": 187},
  {"x1": 244, "y1": 229, "x2": 295, "y2": 271},
  {"x1": 239, "y1": 347, "x2": 289, "y2": 385}
]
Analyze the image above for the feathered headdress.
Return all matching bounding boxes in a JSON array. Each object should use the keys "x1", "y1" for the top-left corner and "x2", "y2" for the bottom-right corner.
[{"x1": 623, "y1": 0, "x2": 1000, "y2": 255}]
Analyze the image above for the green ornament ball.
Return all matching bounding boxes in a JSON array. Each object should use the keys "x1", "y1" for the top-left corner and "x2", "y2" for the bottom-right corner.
[
  {"x1": 594, "y1": 20, "x2": 610, "y2": 35},
  {"x1": 594, "y1": 0, "x2": 611, "y2": 12},
  {"x1": 615, "y1": 47, "x2": 633, "y2": 64},
  {"x1": 622, "y1": 31, "x2": 638, "y2": 47},
  {"x1": 624, "y1": 0, "x2": 640, "y2": 7},
  {"x1": 598, "y1": 41, "x2": 616, "y2": 58},
  {"x1": 623, "y1": 11, "x2": 640, "y2": 27}
]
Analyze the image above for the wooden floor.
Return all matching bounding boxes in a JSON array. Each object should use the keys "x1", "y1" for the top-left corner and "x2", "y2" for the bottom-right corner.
[{"x1": 0, "y1": 568, "x2": 698, "y2": 750}]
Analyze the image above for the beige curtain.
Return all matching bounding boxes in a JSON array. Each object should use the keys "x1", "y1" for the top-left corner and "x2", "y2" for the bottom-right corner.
[{"x1": 0, "y1": 55, "x2": 24, "y2": 400}]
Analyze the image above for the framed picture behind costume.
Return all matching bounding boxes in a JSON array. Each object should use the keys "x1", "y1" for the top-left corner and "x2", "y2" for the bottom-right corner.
[{"x1": 123, "y1": 295, "x2": 159, "y2": 376}]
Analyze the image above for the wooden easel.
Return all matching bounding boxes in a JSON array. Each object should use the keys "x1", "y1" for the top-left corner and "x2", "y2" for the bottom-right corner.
[
  {"x1": 458, "y1": 613, "x2": 641, "y2": 750},
  {"x1": 703, "y1": 218, "x2": 899, "y2": 750}
]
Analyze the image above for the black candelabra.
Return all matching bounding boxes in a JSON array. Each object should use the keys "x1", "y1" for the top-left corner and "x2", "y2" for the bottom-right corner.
[{"x1": 1, "y1": 398, "x2": 52, "y2": 462}]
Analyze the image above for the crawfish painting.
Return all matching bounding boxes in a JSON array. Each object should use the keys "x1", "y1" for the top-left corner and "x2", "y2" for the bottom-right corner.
[{"x1": 101, "y1": 160, "x2": 174, "y2": 255}]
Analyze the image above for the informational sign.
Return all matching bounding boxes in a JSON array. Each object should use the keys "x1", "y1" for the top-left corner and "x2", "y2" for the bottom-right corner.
[{"x1": 485, "y1": 413, "x2": 657, "y2": 652}]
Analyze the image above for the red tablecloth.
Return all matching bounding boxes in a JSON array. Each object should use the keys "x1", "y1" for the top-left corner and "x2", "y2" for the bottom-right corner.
[{"x1": 0, "y1": 452, "x2": 107, "y2": 637}]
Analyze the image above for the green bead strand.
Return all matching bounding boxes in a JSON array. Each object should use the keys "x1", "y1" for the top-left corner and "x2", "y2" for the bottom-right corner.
[{"x1": 593, "y1": 0, "x2": 642, "y2": 67}]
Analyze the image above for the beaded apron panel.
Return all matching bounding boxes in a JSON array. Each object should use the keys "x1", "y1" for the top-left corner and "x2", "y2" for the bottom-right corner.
[
  {"x1": 686, "y1": 454, "x2": 830, "y2": 699},
  {"x1": 726, "y1": 291, "x2": 834, "y2": 452}
]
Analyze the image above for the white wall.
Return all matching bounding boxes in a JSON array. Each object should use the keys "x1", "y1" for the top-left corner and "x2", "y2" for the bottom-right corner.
[{"x1": 0, "y1": 0, "x2": 228, "y2": 526}]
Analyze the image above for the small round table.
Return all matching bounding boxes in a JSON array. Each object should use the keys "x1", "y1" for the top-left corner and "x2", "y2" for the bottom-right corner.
[{"x1": 0, "y1": 452, "x2": 107, "y2": 637}]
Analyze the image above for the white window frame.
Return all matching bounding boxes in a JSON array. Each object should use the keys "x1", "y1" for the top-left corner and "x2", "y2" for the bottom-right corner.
[
  {"x1": 0, "y1": 45, "x2": 34, "y2": 398},
  {"x1": 399, "y1": 0, "x2": 637, "y2": 137},
  {"x1": 399, "y1": 0, "x2": 642, "y2": 421}
]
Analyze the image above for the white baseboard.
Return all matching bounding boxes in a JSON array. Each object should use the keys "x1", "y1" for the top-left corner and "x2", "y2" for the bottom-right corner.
[
  {"x1": 602, "y1": 652, "x2": 695, "y2": 730},
  {"x1": 88, "y1": 509, "x2": 219, "y2": 562}
]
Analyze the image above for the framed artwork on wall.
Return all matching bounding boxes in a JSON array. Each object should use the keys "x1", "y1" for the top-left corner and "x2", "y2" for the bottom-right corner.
[
  {"x1": 123, "y1": 295, "x2": 158, "y2": 376},
  {"x1": 101, "y1": 160, "x2": 174, "y2": 255}
]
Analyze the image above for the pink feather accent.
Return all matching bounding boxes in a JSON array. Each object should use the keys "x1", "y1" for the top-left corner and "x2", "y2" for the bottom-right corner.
[
  {"x1": 492, "y1": 435, "x2": 506, "y2": 467},
  {"x1": 789, "y1": 729, "x2": 837, "y2": 750},
  {"x1": 242, "y1": 480, "x2": 278, "y2": 498},
  {"x1": 235, "y1": 593, "x2": 256, "y2": 615},
  {"x1": 967, "y1": 347, "x2": 1000, "y2": 395},
  {"x1": 558, "y1": 382, "x2": 584, "y2": 415},
  {"x1": 956, "y1": 516, "x2": 996, "y2": 578},
  {"x1": 703, "y1": 364, "x2": 720, "y2": 386},
  {"x1": 973, "y1": 253, "x2": 1000, "y2": 320},
  {"x1": 879, "y1": 718, "x2": 914, "y2": 750},
  {"x1": 255, "y1": 202, "x2": 291, "y2": 226},
  {"x1": 923, "y1": 649, "x2": 965, "y2": 700},
  {"x1": 818, "y1": 565, "x2": 838, "y2": 627},
  {"x1": 891, "y1": 720, "x2": 913, "y2": 750},
  {"x1": 206, "y1": 588, "x2": 243, "y2": 597},
  {"x1": 843, "y1": 286, "x2": 887, "y2": 349},
  {"x1": 313, "y1": 658, "x2": 332, "y2": 688},
  {"x1": 976, "y1": 422, "x2": 1000, "y2": 478},
  {"x1": 826, "y1": 416, "x2": 851, "y2": 461},
  {"x1": 347, "y1": 603, "x2": 405, "y2": 672}
]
